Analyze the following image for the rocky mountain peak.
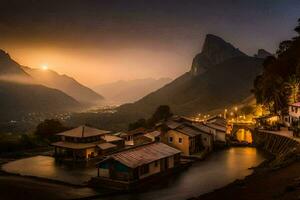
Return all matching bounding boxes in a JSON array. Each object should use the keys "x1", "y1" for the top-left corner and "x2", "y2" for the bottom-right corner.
[
  {"x1": 255, "y1": 49, "x2": 273, "y2": 59},
  {"x1": 190, "y1": 34, "x2": 246, "y2": 75}
]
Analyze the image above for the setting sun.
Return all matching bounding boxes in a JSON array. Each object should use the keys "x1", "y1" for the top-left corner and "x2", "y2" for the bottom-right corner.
[{"x1": 41, "y1": 64, "x2": 48, "y2": 71}]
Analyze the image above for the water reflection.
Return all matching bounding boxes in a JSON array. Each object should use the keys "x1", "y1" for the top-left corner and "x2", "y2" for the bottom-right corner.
[
  {"x1": 236, "y1": 129, "x2": 253, "y2": 143},
  {"x1": 2, "y1": 148, "x2": 266, "y2": 200},
  {"x1": 99, "y1": 147, "x2": 265, "y2": 200},
  {"x1": 2, "y1": 156, "x2": 97, "y2": 185}
]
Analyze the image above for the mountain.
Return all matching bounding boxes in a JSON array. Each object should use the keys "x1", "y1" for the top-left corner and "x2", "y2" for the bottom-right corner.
[
  {"x1": 0, "y1": 50, "x2": 81, "y2": 121},
  {"x1": 254, "y1": 49, "x2": 273, "y2": 59},
  {"x1": 23, "y1": 66, "x2": 104, "y2": 106},
  {"x1": 190, "y1": 34, "x2": 246, "y2": 75},
  {"x1": 94, "y1": 78, "x2": 172, "y2": 104},
  {"x1": 118, "y1": 34, "x2": 263, "y2": 118}
]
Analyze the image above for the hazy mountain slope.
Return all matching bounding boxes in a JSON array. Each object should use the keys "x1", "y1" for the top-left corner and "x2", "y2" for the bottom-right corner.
[
  {"x1": 23, "y1": 67, "x2": 104, "y2": 106},
  {"x1": 0, "y1": 50, "x2": 81, "y2": 121},
  {"x1": 94, "y1": 78, "x2": 172, "y2": 104},
  {"x1": 118, "y1": 34, "x2": 263, "y2": 117}
]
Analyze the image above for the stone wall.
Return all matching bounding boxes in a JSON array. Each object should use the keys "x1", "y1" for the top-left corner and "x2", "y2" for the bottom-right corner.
[{"x1": 253, "y1": 129, "x2": 300, "y2": 168}]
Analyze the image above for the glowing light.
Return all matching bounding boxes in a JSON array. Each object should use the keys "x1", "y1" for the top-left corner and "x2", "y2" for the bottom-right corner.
[{"x1": 41, "y1": 64, "x2": 48, "y2": 71}]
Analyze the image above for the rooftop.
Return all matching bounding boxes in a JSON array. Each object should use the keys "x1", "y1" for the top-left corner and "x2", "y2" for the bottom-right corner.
[
  {"x1": 100, "y1": 142, "x2": 180, "y2": 168},
  {"x1": 97, "y1": 143, "x2": 117, "y2": 150},
  {"x1": 51, "y1": 141, "x2": 98, "y2": 149},
  {"x1": 101, "y1": 134, "x2": 123, "y2": 142},
  {"x1": 57, "y1": 125, "x2": 110, "y2": 138}
]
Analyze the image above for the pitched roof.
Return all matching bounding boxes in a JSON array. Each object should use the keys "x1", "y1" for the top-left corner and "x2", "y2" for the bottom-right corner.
[
  {"x1": 51, "y1": 141, "x2": 98, "y2": 149},
  {"x1": 190, "y1": 123, "x2": 215, "y2": 135},
  {"x1": 144, "y1": 130, "x2": 161, "y2": 139},
  {"x1": 205, "y1": 123, "x2": 226, "y2": 132},
  {"x1": 165, "y1": 120, "x2": 182, "y2": 129},
  {"x1": 101, "y1": 135, "x2": 123, "y2": 142},
  {"x1": 97, "y1": 143, "x2": 117, "y2": 150},
  {"x1": 57, "y1": 125, "x2": 110, "y2": 138},
  {"x1": 101, "y1": 142, "x2": 180, "y2": 168},
  {"x1": 126, "y1": 127, "x2": 147, "y2": 136},
  {"x1": 175, "y1": 125, "x2": 202, "y2": 137}
]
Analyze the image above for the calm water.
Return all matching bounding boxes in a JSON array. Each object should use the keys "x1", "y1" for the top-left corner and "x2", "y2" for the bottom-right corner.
[
  {"x1": 2, "y1": 155, "x2": 97, "y2": 185},
  {"x1": 2, "y1": 147, "x2": 266, "y2": 199},
  {"x1": 98, "y1": 147, "x2": 266, "y2": 200}
]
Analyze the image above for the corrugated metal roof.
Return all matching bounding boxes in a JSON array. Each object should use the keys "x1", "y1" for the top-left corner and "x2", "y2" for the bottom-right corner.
[
  {"x1": 57, "y1": 126, "x2": 110, "y2": 138},
  {"x1": 190, "y1": 123, "x2": 214, "y2": 135},
  {"x1": 175, "y1": 125, "x2": 202, "y2": 137},
  {"x1": 106, "y1": 142, "x2": 180, "y2": 168},
  {"x1": 205, "y1": 123, "x2": 226, "y2": 132}
]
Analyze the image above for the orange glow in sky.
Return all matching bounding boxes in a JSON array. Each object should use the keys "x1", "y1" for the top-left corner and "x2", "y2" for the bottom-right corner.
[{"x1": 3, "y1": 45, "x2": 192, "y2": 87}]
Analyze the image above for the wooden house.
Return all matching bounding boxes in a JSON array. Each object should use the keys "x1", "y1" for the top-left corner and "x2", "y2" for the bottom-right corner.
[
  {"x1": 159, "y1": 121, "x2": 213, "y2": 156},
  {"x1": 94, "y1": 142, "x2": 181, "y2": 189}
]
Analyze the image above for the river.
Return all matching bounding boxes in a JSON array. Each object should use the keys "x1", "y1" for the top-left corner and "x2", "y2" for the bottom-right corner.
[
  {"x1": 2, "y1": 147, "x2": 266, "y2": 200},
  {"x1": 96, "y1": 147, "x2": 266, "y2": 200}
]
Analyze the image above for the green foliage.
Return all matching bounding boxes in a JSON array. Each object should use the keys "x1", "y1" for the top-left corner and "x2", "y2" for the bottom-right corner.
[
  {"x1": 253, "y1": 18, "x2": 300, "y2": 114},
  {"x1": 34, "y1": 119, "x2": 70, "y2": 142}
]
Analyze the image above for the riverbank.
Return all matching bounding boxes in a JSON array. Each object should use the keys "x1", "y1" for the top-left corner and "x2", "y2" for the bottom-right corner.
[{"x1": 190, "y1": 159, "x2": 300, "y2": 200}]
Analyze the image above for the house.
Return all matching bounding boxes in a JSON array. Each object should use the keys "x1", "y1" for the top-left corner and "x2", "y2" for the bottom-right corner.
[
  {"x1": 121, "y1": 128, "x2": 152, "y2": 146},
  {"x1": 144, "y1": 130, "x2": 161, "y2": 142},
  {"x1": 283, "y1": 102, "x2": 300, "y2": 127},
  {"x1": 51, "y1": 125, "x2": 122, "y2": 161},
  {"x1": 94, "y1": 142, "x2": 181, "y2": 189},
  {"x1": 204, "y1": 122, "x2": 227, "y2": 143},
  {"x1": 159, "y1": 121, "x2": 213, "y2": 156}
]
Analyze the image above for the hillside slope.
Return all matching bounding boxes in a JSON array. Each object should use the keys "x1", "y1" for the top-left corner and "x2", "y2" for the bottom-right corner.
[
  {"x1": 23, "y1": 67, "x2": 104, "y2": 106},
  {"x1": 118, "y1": 34, "x2": 263, "y2": 117},
  {"x1": 0, "y1": 50, "x2": 81, "y2": 121},
  {"x1": 94, "y1": 78, "x2": 172, "y2": 104}
]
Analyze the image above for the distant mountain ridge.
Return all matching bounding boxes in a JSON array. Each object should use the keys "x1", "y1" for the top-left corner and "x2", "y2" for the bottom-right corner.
[
  {"x1": 0, "y1": 50, "x2": 82, "y2": 121},
  {"x1": 94, "y1": 78, "x2": 172, "y2": 104},
  {"x1": 118, "y1": 34, "x2": 264, "y2": 118},
  {"x1": 23, "y1": 66, "x2": 104, "y2": 106}
]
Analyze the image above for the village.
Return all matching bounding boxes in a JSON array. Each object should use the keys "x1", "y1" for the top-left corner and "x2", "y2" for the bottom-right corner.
[
  {"x1": 1, "y1": 98, "x2": 299, "y2": 197},
  {"x1": 51, "y1": 114, "x2": 228, "y2": 190}
]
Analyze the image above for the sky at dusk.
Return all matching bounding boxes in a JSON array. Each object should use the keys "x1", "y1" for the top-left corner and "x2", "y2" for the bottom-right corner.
[{"x1": 0, "y1": 0, "x2": 299, "y2": 86}]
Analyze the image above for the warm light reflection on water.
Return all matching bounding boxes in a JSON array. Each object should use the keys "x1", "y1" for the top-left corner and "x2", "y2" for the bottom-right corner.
[
  {"x1": 100, "y1": 147, "x2": 266, "y2": 200},
  {"x1": 236, "y1": 129, "x2": 253, "y2": 143},
  {"x1": 2, "y1": 148, "x2": 266, "y2": 200},
  {"x1": 2, "y1": 156, "x2": 96, "y2": 185}
]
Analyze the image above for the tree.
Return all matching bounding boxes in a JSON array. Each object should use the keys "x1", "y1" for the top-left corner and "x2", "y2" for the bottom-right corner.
[
  {"x1": 285, "y1": 75, "x2": 300, "y2": 104},
  {"x1": 128, "y1": 105, "x2": 173, "y2": 130},
  {"x1": 35, "y1": 119, "x2": 70, "y2": 141},
  {"x1": 148, "y1": 105, "x2": 173, "y2": 127},
  {"x1": 253, "y1": 18, "x2": 300, "y2": 114},
  {"x1": 128, "y1": 118, "x2": 147, "y2": 131}
]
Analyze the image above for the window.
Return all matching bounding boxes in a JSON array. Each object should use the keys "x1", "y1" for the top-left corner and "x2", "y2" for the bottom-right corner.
[
  {"x1": 178, "y1": 138, "x2": 183, "y2": 144},
  {"x1": 168, "y1": 137, "x2": 173, "y2": 143},
  {"x1": 140, "y1": 164, "x2": 149, "y2": 175}
]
